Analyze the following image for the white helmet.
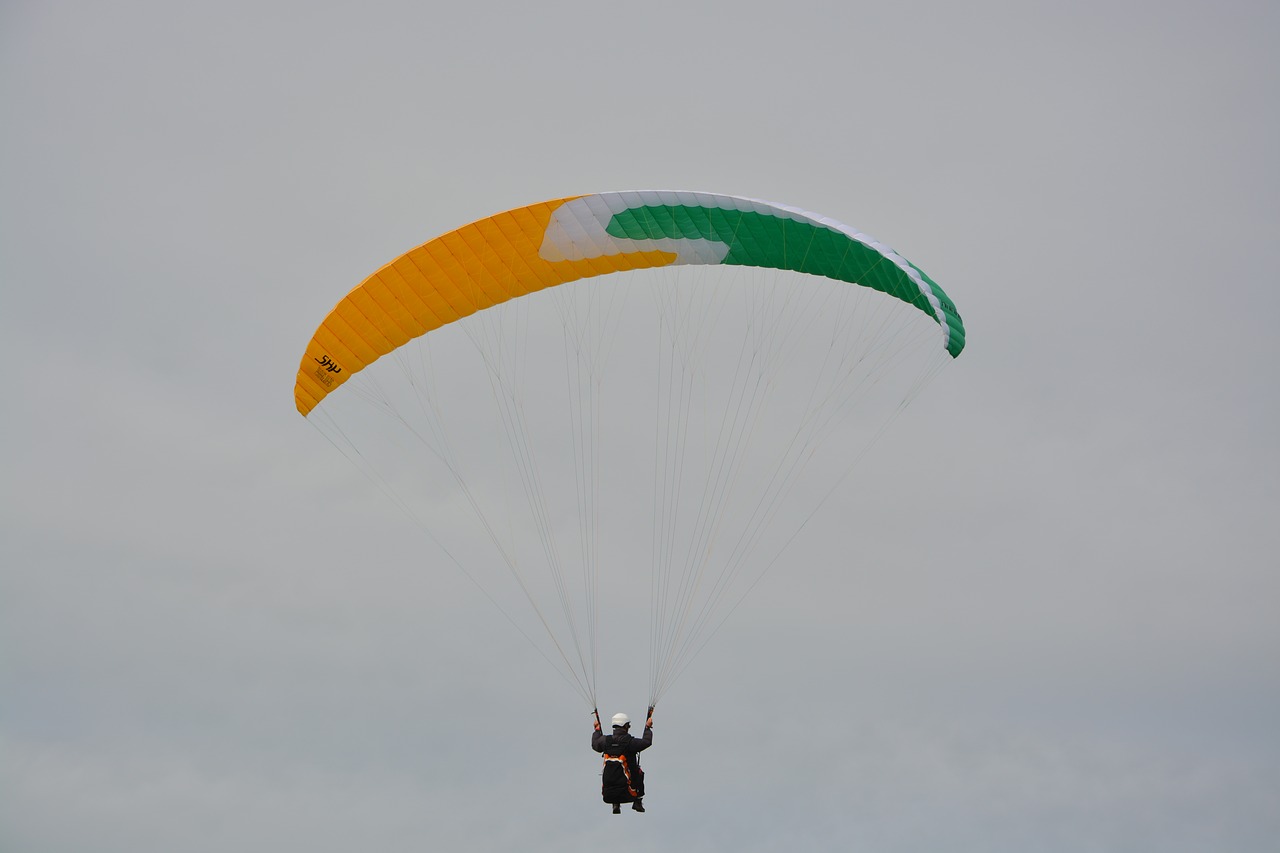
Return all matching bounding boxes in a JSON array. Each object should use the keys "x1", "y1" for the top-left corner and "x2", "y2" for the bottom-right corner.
[{"x1": 611, "y1": 712, "x2": 630, "y2": 727}]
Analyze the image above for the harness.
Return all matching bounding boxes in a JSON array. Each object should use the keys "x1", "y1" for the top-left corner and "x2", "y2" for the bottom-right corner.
[{"x1": 601, "y1": 749, "x2": 639, "y2": 798}]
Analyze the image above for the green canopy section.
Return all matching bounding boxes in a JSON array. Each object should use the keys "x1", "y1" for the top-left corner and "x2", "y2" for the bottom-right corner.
[{"x1": 602, "y1": 201, "x2": 965, "y2": 357}]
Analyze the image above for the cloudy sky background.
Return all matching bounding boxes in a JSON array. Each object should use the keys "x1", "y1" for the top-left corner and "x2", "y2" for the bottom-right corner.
[{"x1": 3, "y1": 0, "x2": 1277, "y2": 850}]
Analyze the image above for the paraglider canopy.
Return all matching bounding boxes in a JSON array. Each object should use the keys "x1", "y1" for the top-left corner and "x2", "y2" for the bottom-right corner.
[
  {"x1": 296, "y1": 190, "x2": 964, "y2": 712},
  {"x1": 295, "y1": 191, "x2": 964, "y2": 416}
]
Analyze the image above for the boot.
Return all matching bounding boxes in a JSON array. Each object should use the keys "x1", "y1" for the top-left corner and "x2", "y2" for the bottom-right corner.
[
  {"x1": 612, "y1": 803, "x2": 621, "y2": 814},
  {"x1": 632, "y1": 799, "x2": 645, "y2": 813}
]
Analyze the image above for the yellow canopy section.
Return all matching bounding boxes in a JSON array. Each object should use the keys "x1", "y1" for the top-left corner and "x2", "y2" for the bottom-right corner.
[{"x1": 294, "y1": 196, "x2": 677, "y2": 416}]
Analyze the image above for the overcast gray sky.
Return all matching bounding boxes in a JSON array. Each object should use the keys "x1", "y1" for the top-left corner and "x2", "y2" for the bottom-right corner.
[{"x1": 3, "y1": 0, "x2": 1278, "y2": 850}]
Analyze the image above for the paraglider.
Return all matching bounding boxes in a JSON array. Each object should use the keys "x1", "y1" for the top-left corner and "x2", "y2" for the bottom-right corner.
[
  {"x1": 295, "y1": 190, "x2": 965, "y2": 807},
  {"x1": 592, "y1": 708, "x2": 654, "y2": 813}
]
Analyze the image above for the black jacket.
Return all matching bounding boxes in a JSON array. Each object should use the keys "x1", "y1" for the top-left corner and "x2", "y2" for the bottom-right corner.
[{"x1": 592, "y1": 724, "x2": 652, "y2": 803}]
